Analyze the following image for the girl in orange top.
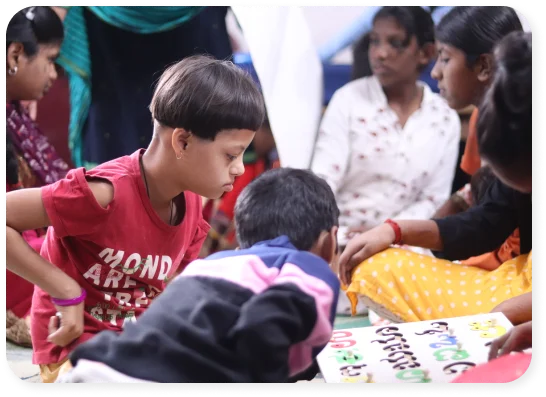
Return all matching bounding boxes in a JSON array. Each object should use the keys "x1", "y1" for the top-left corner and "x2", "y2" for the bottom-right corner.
[{"x1": 448, "y1": 108, "x2": 521, "y2": 271}]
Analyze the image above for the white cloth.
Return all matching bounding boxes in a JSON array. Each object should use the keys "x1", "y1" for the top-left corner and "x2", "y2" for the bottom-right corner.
[
  {"x1": 231, "y1": 6, "x2": 323, "y2": 169},
  {"x1": 56, "y1": 359, "x2": 154, "y2": 383},
  {"x1": 311, "y1": 76, "x2": 460, "y2": 245}
]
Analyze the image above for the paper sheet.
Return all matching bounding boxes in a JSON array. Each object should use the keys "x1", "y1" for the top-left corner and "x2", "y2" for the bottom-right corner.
[{"x1": 317, "y1": 312, "x2": 513, "y2": 383}]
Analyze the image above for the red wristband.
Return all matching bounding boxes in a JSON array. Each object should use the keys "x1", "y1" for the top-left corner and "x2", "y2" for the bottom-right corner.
[
  {"x1": 384, "y1": 219, "x2": 403, "y2": 245},
  {"x1": 51, "y1": 288, "x2": 87, "y2": 307}
]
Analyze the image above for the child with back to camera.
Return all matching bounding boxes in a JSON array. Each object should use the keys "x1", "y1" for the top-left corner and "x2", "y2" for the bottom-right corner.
[
  {"x1": 57, "y1": 168, "x2": 341, "y2": 382},
  {"x1": 6, "y1": 55, "x2": 265, "y2": 382}
]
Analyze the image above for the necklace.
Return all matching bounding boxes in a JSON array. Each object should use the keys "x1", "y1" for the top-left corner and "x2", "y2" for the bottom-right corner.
[{"x1": 139, "y1": 156, "x2": 174, "y2": 225}]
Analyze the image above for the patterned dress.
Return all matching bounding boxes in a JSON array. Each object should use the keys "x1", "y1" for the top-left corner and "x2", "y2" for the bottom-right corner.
[{"x1": 6, "y1": 101, "x2": 69, "y2": 346}]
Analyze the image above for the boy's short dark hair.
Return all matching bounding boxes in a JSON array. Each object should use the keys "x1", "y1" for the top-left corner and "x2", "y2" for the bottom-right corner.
[
  {"x1": 234, "y1": 168, "x2": 340, "y2": 251},
  {"x1": 477, "y1": 31, "x2": 532, "y2": 178},
  {"x1": 149, "y1": 55, "x2": 265, "y2": 140}
]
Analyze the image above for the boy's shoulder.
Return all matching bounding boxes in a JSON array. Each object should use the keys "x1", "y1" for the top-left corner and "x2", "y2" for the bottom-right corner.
[
  {"x1": 205, "y1": 236, "x2": 339, "y2": 289},
  {"x1": 84, "y1": 151, "x2": 138, "y2": 180},
  {"x1": 89, "y1": 151, "x2": 203, "y2": 205}
]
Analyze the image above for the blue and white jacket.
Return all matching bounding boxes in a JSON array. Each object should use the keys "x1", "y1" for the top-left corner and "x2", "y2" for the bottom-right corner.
[{"x1": 69, "y1": 236, "x2": 340, "y2": 382}]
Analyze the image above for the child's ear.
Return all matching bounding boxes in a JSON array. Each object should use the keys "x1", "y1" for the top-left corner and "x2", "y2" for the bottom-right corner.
[
  {"x1": 172, "y1": 128, "x2": 192, "y2": 156},
  {"x1": 475, "y1": 53, "x2": 494, "y2": 83},
  {"x1": 319, "y1": 226, "x2": 339, "y2": 267}
]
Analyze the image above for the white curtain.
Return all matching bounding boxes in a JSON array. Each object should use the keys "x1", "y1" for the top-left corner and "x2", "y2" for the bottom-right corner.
[{"x1": 231, "y1": 6, "x2": 323, "y2": 169}]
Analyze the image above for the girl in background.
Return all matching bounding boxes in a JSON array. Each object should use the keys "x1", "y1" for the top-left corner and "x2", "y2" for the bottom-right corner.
[
  {"x1": 312, "y1": 6, "x2": 460, "y2": 247},
  {"x1": 340, "y1": 28, "x2": 532, "y2": 326},
  {"x1": 311, "y1": 7, "x2": 460, "y2": 316},
  {"x1": 431, "y1": 7, "x2": 524, "y2": 271},
  {"x1": 6, "y1": 6, "x2": 69, "y2": 347}
]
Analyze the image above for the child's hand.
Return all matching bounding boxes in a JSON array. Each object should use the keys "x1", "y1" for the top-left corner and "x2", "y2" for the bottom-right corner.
[
  {"x1": 345, "y1": 225, "x2": 371, "y2": 239},
  {"x1": 488, "y1": 321, "x2": 532, "y2": 361},
  {"x1": 47, "y1": 303, "x2": 85, "y2": 347},
  {"x1": 338, "y1": 224, "x2": 395, "y2": 285}
]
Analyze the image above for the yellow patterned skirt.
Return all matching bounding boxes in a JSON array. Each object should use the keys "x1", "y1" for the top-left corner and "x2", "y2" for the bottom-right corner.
[{"x1": 346, "y1": 248, "x2": 532, "y2": 323}]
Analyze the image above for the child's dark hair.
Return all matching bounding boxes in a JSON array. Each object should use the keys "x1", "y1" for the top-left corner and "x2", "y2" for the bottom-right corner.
[
  {"x1": 149, "y1": 55, "x2": 265, "y2": 140},
  {"x1": 477, "y1": 31, "x2": 532, "y2": 179},
  {"x1": 470, "y1": 166, "x2": 496, "y2": 206},
  {"x1": 351, "y1": 33, "x2": 372, "y2": 81},
  {"x1": 373, "y1": 7, "x2": 435, "y2": 48},
  {"x1": 6, "y1": 7, "x2": 64, "y2": 57},
  {"x1": 6, "y1": 7, "x2": 63, "y2": 187},
  {"x1": 436, "y1": 7, "x2": 523, "y2": 65},
  {"x1": 6, "y1": 135, "x2": 19, "y2": 186},
  {"x1": 234, "y1": 168, "x2": 340, "y2": 251}
]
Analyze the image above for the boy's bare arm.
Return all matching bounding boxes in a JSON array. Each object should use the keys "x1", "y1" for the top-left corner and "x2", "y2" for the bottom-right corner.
[
  {"x1": 6, "y1": 189, "x2": 70, "y2": 295},
  {"x1": 6, "y1": 182, "x2": 113, "y2": 347},
  {"x1": 6, "y1": 182, "x2": 113, "y2": 294}
]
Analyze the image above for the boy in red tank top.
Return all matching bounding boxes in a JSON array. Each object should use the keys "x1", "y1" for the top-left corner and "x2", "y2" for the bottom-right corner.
[{"x1": 6, "y1": 55, "x2": 265, "y2": 382}]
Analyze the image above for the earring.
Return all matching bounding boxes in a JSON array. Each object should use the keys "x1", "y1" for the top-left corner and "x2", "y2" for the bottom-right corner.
[
  {"x1": 8, "y1": 66, "x2": 18, "y2": 76},
  {"x1": 176, "y1": 153, "x2": 182, "y2": 160}
]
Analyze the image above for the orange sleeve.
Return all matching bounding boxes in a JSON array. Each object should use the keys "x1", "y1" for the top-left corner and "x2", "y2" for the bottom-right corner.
[{"x1": 460, "y1": 108, "x2": 482, "y2": 176}]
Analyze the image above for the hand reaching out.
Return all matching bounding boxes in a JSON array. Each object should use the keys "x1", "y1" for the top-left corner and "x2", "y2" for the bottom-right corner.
[
  {"x1": 488, "y1": 321, "x2": 532, "y2": 361},
  {"x1": 338, "y1": 223, "x2": 395, "y2": 285}
]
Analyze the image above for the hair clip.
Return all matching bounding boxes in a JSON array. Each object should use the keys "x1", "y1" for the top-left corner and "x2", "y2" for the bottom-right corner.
[{"x1": 25, "y1": 7, "x2": 36, "y2": 21}]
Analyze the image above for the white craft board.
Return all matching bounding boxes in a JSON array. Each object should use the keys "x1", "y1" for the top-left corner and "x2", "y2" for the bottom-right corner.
[{"x1": 317, "y1": 312, "x2": 513, "y2": 383}]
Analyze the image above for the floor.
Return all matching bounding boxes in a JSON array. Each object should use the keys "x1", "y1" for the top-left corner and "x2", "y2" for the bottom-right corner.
[
  {"x1": 6, "y1": 341, "x2": 41, "y2": 383},
  {"x1": 7, "y1": 314, "x2": 370, "y2": 383}
]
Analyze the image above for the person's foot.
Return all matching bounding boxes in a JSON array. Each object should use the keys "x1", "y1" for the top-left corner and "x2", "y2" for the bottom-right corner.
[
  {"x1": 6, "y1": 310, "x2": 18, "y2": 328},
  {"x1": 336, "y1": 290, "x2": 368, "y2": 316},
  {"x1": 6, "y1": 311, "x2": 32, "y2": 347}
]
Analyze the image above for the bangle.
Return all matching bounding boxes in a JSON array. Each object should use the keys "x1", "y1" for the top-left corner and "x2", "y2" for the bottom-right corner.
[
  {"x1": 384, "y1": 219, "x2": 403, "y2": 245},
  {"x1": 51, "y1": 288, "x2": 87, "y2": 307}
]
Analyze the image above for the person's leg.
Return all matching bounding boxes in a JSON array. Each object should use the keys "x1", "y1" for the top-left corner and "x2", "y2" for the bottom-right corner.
[
  {"x1": 39, "y1": 358, "x2": 72, "y2": 383},
  {"x1": 56, "y1": 359, "x2": 155, "y2": 383},
  {"x1": 345, "y1": 248, "x2": 531, "y2": 323},
  {"x1": 6, "y1": 270, "x2": 34, "y2": 346},
  {"x1": 336, "y1": 240, "x2": 368, "y2": 316}
]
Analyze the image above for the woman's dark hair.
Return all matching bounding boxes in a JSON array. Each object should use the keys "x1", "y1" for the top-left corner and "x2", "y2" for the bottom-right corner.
[
  {"x1": 149, "y1": 55, "x2": 265, "y2": 140},
  {"x1": 351, "y1": 33, "x2": 372, "y2": 81},
  {"x1": 373, "y1": 6, "x2": 435, "y2": 48},
  {"x1": 470, "y1": 166, "x2": 496, "y2": 206},
  {"x1": 6, "y1": 6, "x2": 64, "y2": 57},
  {"x1": 6, "y1": 7, "x2": 64, "y2": 187},
  {"x1": 6, "y1": 136, "x2": 19, "y2": 186},
  {"x1": 477, "y1": 31, "x2": 532, "y2": 179},
  {"x1": 235, "y1": 168, "x2": 340, "y2": 251},
  {"x1": 436, "y1": 7, "x2": 523, "y2": 65}
]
